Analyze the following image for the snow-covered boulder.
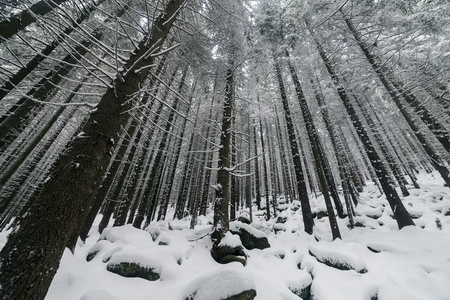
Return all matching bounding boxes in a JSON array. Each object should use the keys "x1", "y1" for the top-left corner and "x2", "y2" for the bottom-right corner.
[
  {"x1": 183, "y1": 265, "x2": 256, "y2": 300},
  {"x1": 286, "y1": 272, "x2": 313, "y2": 299},
  {"x1": 79, "y1": 290, "x2": 117, "y2": 300},
  {"x1": 237, "y1": 212, "x2": 251, "y2": 224},
  {"x1": 99, "y1": 224, "x2": 153, "y2": 246},
  {"x1": 211, "y1": 232, "x2": 247, "y2": 266},
  {"x1": 106, "y1": 247, "x2": 181, "y2": 281},
  {"x1": 309, "y1": 241, "x2": 367, "y2": 274},
  {"x1": 230, "y1": 221, "x2": 270, "y2": 250}
]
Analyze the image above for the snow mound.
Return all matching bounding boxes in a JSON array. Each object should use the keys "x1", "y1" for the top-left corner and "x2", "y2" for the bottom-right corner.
[
  {"x1": 218, "y1": 231, "x2": 243, "y2": 248},
  {"x1": 79, "y1": 290, "x2": 117, "y2": 300},
  {"x1": 99, "y1": 225, "x2": 153, "y2": 246},
  {"x1": 182, "y1": 264, "x2": 256, "y2": 300},
  {"x1": 107, "y1": 247, "x2": 181, "y2": 280},
  {"x1": 230, "y1": 221, "x2": 267, "y2": 238},
  {"x1": 308, "y1": 241, "x2": 367, "y2": 273}
]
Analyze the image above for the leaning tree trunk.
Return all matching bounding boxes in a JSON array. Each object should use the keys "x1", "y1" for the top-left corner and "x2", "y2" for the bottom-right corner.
[
  {"x1": 285, "y1": 53, "x2": 341, "y2": 239},
  {"x1": 272, "y1": 52, "x2": 314, "y2": 235},
  {"x1": 0, "y1": 0, "x2": 77, "y2": 41},
  {"x1": 0, "y1": 0, "x2": 107, "y2": 102},
  {"x1": 306, "y1": 20, "x2": 415, "y2": 229},
  {"x1": 340, "y1": 12, "x2": 450, "y2": 186},
  {"x1": 133, "y1": 68, "x2": 186, "y2": 229},
  {"x1": 0, "y1": 2, "x2": 185, "y2": 299},
  {"x1": 0, "y1": 3, "x2": 131, "y2": 150}
]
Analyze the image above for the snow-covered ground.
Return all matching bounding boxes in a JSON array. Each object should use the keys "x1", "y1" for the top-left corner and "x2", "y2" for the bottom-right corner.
[{"x1": 2, "y1": 172, "x2": 450, "y2": 300}]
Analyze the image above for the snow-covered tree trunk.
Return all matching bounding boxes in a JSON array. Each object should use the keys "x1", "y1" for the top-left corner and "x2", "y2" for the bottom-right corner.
[{"x1": 212, "y1": 55, "x2": 234, "y2": 242}]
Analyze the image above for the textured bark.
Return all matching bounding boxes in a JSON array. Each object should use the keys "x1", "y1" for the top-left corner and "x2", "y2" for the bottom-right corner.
[
  {"x1": 353, "y1": 95, "x2": 410, "y2": 197},
  {"x1": 273, "y1": 108, "x2": 295, "y2": 202},
  {"x1": 157, "y1": 79, "x2": 195, "y2": 221},
  {"x1": 0, "y1": 1, "x2": 185, "y2": 299},
  {"x1": 266, "y1": 121, "x2": 278, "y2": 217},
  {"x1": 212, "y1": 57, "x2": 234, "y2": 241}
]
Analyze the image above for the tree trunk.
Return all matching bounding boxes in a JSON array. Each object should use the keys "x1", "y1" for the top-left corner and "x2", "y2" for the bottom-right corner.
[
  {"x1": 0, "y1": 0, "x2": 75, "y2": 41},
  {"x1": 272, "y1": 52, "x2": 314, "y2": 234},
  {"x1": 340, "y1": 12, "x2": 450, "y2": 185},
  {"x1": 0, "y1": 0, "x2": 107, "y2": 102},
  {"x1": 252, "y1": 120, "x2": 262, "y2": 210},
  {"x1": 212, "y1": 55, "x2": 234, "y2": 241},
  {"x1": 0, "y1": 1, "x2": 185, "y2": 298},
  {"x1": 306, "y1": 20, "x2": 415, "y2": 229},
  {"x1": 259, "y1": 116, "x2": 271, "y2": 220},
  {"x1": 285, "y1": 53, "x2": 341, "y2": 239}
]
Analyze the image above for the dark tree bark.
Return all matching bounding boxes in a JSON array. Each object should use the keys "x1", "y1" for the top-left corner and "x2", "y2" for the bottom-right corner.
[
  {"x1": 252, "y1": 120, "x2": 262, "y2": 210},
  {"x1": 258, "y1": 116, "x2": 271, "y2": 220},
  {"x1": 78, "y1": 57, "x2": 168, "y2": 241},
  {"x1": 272, "y1": 53, "x2": 314, "y2": 234},
  {"x1": 285, "y1": 53, "x2": 341, "y2": 239},
  {"x1": 266, "y1": 120, "x2": 278, "y2": 217},
  {"x1": 212, "y1": 55, "x2": 235, "y2": 241},
  {"x1": 133, "y1": 65, "x2": 188, "y2": 229},
  {"x1": 0, "y1": 0, "x2": 76, "y2": 41},
  {"x1": 307, "y1": 20, "x2": 415, "y2": 229},
  {"x1": 353, "y1": 94, "x2": 410, "y2": 197},
  {"x1": 0, "y1": 3, "x2": 132, "y2": 150},
  {"x1": 157, "y1": 79, "x2": 196, "y2": 221},
  {"x1": 273, "y1": 107, "x2": 295, "y2": 202},
  {"x1": 0, "y1": 1, "x2": 185, "y2": 299}
]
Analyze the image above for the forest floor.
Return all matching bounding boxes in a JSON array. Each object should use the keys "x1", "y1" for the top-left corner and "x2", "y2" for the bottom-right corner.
[{"x1": 2, "y1": 172, "x2": 450, "y2": 300}]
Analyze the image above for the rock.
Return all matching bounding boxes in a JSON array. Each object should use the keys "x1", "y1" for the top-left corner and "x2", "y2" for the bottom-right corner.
[
  {"x1": 276, "y1": 216, "x2": 288, "y2": 224},
  {"x1": 221, "y1": 255, "x2": 247, "y2": 266},
  {"x1": 238, "y1": 215, "x2": 250, "y2": 224},
  {"x1": 316, "y1": 211, "x2": 328, "y2": 219},
  {"x1": 309, "y1": 242, "x2": 368, "y2": 274},
  {"x1": 86, "y1": 250, "x2": 99, "y2": 262},
  {"x1": 229, "y1": 222, "x2": 270, "y2": 250},
  {"x1": 106, "y1": 262, "x2": 160, "y2": 281},
  {"x1": 277, "y1": 204, "x2": 290, "y2": 212},
  {"x1": 287, "y1": 271, "x2": 313, "y2": 300},
  {"x1": 224, "y1": 289, "x2": 257, "y2": 300},
  {"x1": 289, "y1": 284, "x2": 311, "y2": 300},
  {"x1": 277, "y1": 196, "x2": 287, "y2": 204},
  {"x1": 211, "y1": 242, "x2": 247, "y2": 266},
  {"x1": 186, "y1": 289, "x2": 256, "y2": 300},
  {"x1": 366, "y1": 213, "x2": 381, "y2": 220}
]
